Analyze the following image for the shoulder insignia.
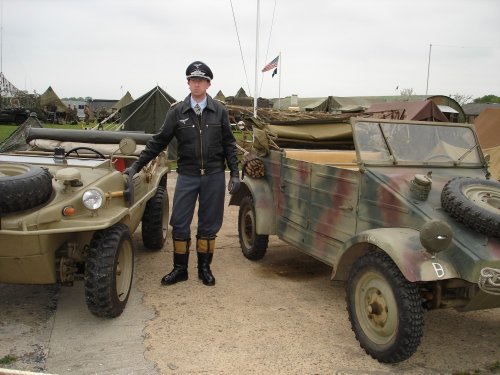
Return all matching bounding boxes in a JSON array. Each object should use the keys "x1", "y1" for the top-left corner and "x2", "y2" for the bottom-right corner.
[{"x1": 170, "y1": 101, "x2": 181, "y2": 108}]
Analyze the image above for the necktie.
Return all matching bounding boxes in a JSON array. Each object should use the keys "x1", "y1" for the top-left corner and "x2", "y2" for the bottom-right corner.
[{"x1": 194, "y1": 104, "x2": 201, "y2": 116}]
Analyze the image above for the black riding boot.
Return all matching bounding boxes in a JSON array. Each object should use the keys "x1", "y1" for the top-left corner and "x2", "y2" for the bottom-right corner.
[
  {"x1": 161, "y1": 239, "x2": 190, "y2": 286},
  {"x1": 197, "y1": 237, "x2": 216, "y2": 286}
]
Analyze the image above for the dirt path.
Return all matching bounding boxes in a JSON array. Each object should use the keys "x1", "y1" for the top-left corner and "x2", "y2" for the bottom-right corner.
[{"x1": 134, "y1": 174, "x2": 500, "y2": 374}]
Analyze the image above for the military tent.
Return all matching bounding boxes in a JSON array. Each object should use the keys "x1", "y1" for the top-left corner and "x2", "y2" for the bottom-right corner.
[
  {"x1": 122, "y1": 86, "x2": 176, "y2": 134},
  {"x1": 474, "y1": 108, "x2": 500, "y2": 180},
  {"x1": 39, "y1": 86, "x2": 67, "y2": 112},
  {"x1": 365, "y1": 100, "x2": 448, "y2": 122},
  {"x1": 225, "y1": 87, "x2": 271, "y2": 108},
  {"x1": 214, "y1": 90, "x2": 226, "y2": 102},
  {"x1": 112, "y1": 91, "x2": 134, "y2": 112},
  {"x1": 272, "y1": 95, "x2": 332, "y2": 112}
]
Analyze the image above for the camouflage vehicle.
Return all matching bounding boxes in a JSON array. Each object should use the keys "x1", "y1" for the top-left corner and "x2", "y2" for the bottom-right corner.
[
  {"x1": 230, "y1": 117, "x2": 500, "y2": 363},
  {"x1": 0, "y1": 128, "x2": 170, "y2": 317}
]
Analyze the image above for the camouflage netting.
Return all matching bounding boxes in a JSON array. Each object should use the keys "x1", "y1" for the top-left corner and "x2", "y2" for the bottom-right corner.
[{"x1": 0, "y1": 115, "x2": 43, "y2": 152}]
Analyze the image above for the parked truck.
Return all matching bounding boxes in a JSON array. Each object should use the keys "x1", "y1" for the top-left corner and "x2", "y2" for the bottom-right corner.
[{"x1": 230, "y1": 117, "x2": 500, "y2": 363}]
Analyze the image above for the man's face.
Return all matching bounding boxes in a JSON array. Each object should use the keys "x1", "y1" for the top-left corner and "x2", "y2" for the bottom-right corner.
[{"x1": 188, "y1": 77, "x2": 211, "y2": 98}]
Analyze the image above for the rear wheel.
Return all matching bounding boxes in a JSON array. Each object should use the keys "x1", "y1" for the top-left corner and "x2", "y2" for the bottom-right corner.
[
  {"x1": 85, "y1": 223, "x2": 134, "y2": 318},
  {"x1": 238, "y1": 196, "x2": 268, "y2": 260},
  {"x1": 346, "y1": 251, "x2": 424, "y2": 363},
  {"x1": 142, "y1": 185, "x2": 169, "y2": 250}
]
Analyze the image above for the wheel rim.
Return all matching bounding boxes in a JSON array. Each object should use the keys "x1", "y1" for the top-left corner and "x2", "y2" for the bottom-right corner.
[
  {"x1": 0, "y1": 163, "x2": 31, "y2": 178},
  {"x1": 241, "y1": 205, "x2": 255, "y2": 249},
  {"x1": 116, "y1": 239, "x2": 133, "y2": 302},
  {"x1": 354, "y1": 270, "x2": 398, "y2": 345},
  {"x1": 462, "y1": 185, "x2": 500, "y2": 215}
]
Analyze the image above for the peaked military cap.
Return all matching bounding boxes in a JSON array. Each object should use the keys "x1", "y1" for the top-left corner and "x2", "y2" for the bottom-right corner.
[{"x1": 186, "y1": 61, "x2": 213, "y2": 81}]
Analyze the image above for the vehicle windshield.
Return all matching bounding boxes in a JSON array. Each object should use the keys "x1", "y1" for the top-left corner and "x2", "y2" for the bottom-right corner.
[{"x1": 353, "y1": 121, "x2": 482, "y2": 166}]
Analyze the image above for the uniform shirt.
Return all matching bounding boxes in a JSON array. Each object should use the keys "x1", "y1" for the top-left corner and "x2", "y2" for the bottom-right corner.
[{"x1": 190, "y1": 96, "x2": 207, "y2": 113}]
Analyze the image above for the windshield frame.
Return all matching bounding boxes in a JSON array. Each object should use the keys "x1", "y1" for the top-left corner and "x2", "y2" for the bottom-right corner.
[{"x1": 351, "y1": 117, "x2": 487, "y2": 168}]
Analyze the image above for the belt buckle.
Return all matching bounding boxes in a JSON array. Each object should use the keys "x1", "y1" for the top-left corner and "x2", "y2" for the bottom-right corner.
[{"x1": 200, "y1": 169, "x2": 205, "y2": 175}]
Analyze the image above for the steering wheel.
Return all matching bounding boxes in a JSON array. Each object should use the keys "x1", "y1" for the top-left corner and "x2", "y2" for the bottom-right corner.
[
  {"x1": 424, "y1": 154, "x2": 454, "y2": 162},
  {"x1": 64, "y1": 147, "x2": 106, "y2": 159}
]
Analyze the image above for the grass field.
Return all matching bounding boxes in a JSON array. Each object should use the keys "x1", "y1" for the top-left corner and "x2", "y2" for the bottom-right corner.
[{"x1": 0, "y1": 123, "x2": 80, "y2": 142}]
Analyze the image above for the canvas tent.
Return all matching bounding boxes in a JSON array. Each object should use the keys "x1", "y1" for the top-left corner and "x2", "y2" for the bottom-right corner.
[
  {"x1": 214, "y1": 90, "x2": 226, "y2": 102},
  {"x1": 365, "y1": 100, "x2": 448, "y2": 122},
  {"x1": 273, "y1": 96, "x2": 332, "y2": 112},
  {"x1": 112, "y1": 91, "x2": 134, "y2": 112},
  {"x1": 225, "y1": 88, "x2": 271, "y2": 108},
  {"x1": 39, "y1": 86, "x2": 67, "y2": 112},
  {"x1": 122, "y1": 86, "x2": 176, "y2": 134},
  {"x1": 473, "y1": 108, "x2": 500, "y2": 180}
]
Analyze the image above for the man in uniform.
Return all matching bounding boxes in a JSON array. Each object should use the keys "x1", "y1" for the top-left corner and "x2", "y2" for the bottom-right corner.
[{"x1": 126, "y1": 61, "x2": 240, "y2": 286}]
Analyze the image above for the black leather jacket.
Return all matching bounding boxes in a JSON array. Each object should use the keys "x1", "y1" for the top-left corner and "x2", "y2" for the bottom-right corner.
[{"x1": 134, "y1": 94, "x2": 239, "y2": 177}]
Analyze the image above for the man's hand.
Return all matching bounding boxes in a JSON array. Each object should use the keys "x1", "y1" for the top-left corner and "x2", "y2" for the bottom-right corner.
[
  {"x1": 228, "y1": 176, "x2": 240, "y2": 195},
  {"x1": 123, "y1": 163, "x2": 140, "y2": 176}
]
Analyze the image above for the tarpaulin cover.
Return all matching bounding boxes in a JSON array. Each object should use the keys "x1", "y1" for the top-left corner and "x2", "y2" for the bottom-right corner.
[
  {"x1": 0, "y1": 115, "x2": 43, "y2": 152},
  {"x1": 474, "y1": 108, "x2": 500, "y2": 149}
]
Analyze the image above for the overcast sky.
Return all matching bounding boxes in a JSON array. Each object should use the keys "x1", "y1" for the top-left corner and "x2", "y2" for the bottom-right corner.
[{"x1": 2, "y1": 0, "x2": 499, "y2": 102}]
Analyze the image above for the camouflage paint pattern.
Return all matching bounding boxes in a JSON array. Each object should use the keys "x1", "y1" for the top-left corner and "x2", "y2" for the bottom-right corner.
[{"x1": 231, "y1": 118, "x2": 500, "y2": 311}]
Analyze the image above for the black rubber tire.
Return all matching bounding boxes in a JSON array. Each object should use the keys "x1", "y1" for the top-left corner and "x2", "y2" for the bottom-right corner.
[
  {"x1": 441, "y1": 177, "x2": 500, "y2": 238},
  {"x1": 346, "y1": 251, "x2": 424, "y2": 363},
  {"x1": 0, "y1": 163, "x2": 52, "y2": 214},
  {"x1": 85, "y1": 223, "x2": 134, "y2": 318},
  {"x1": 142, "y1": 185, "x2": 169, "y2": 250},
  {"x1": 238, "y1": 196, "x2": 269, "y2": 260}
]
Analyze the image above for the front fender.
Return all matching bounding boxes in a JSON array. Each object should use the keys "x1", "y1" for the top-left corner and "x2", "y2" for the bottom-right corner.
[
  {"x1": 334, "y1": 228, "x2": 460, "y2": 282},
  {"x1": 229, "y1": 177, "x2": 276, "y2": 235}
]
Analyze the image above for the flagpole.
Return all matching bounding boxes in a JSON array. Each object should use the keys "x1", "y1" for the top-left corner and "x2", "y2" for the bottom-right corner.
[
  {"x1": 253, "y1": 0, "x2": 260, "y2": 118},
  {"x1": 278, "y1": 51, "x2": 281, "y2": 111}
]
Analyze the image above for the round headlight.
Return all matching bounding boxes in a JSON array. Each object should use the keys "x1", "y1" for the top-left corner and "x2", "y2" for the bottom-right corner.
[
  {"x1": 82, "y1": 188, "x2": 104, "y2": 210},
  {"x1": 420, "y1": 220, "x2": 453, "y2": 254}
]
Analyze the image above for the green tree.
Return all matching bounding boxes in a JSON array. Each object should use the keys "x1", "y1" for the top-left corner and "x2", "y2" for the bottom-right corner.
[{"x1": 473, "y1": 94, "x2": 500, "y2": 103}]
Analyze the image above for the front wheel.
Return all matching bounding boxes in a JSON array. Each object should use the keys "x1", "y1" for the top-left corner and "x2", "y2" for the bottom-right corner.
[
  {"x1": 346, "y1": 251, "x2": 424, "y2": 363},
  {"x1": 238, "y1": 196, "x2": 269, "y2": 260},
  {"x1": 142, "y1": 185, "x2": 169, "y2": 250},
  {"x1": 85, "y1": 223, "x2": 134, "y2": 318}
]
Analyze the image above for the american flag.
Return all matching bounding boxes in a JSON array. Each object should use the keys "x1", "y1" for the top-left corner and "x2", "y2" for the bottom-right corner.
[{"x1": 261, "y1": 55, "x2": 279, "y2": 72}]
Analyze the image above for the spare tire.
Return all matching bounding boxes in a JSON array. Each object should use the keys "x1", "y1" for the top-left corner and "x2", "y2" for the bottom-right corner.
[
  {"x1": 441, "y1": 177, "x2": 500, "y2": 238},
  {"x1": 0, "y1": 163, "x2": 53, "y2": 214}
]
